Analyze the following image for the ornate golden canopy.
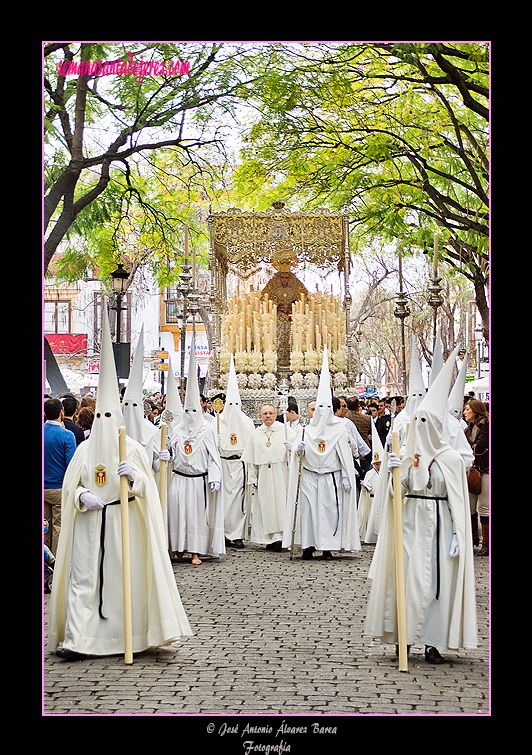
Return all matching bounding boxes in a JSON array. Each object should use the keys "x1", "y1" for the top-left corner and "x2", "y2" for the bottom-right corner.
[
  {"x1": 207, "y1": 203, "x2": 353, "y2": 390},
  {"x1": 210, "y1": 205, "x2": 347, "y2": 276}
]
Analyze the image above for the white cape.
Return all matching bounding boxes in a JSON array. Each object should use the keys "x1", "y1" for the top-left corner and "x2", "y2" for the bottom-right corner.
[
  {"x1": 282, "y1": 424, "x2": 361, "y2": 553},
  {"x1": 48, "y1": 435, "x2": 193, "y2": 656},
  {"x1": 365, "y1": 447, "x2": 477, "y2": 651}
]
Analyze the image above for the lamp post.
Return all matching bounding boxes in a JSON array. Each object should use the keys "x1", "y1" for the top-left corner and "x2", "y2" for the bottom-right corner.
[
  {"x1": 110, "y1": 263, "x2": 131, "y2": 379},
  {"x1": 177, "y1": 262, "x2": 193, "y2": 399},
  {"x1": 393, "y1": 251, "x2": 411, "y2": 395},
  {"x1": 428, "y1": 234, "x2": 444, "y2": 350}
]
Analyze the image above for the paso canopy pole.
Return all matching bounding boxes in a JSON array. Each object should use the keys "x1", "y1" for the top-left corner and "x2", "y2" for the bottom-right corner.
[
  {"x1": 159, "y1": 422, "x2": 168, "y2": 516},
  {"x1": 119, "y1": 426, "x2": 133, "y2": 665},
  {"x1": 392, "y1": 429, "x2": 408, "y2": 672}
]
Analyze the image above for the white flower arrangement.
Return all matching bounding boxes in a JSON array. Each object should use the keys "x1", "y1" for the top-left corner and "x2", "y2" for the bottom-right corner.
[
  {"x1": 217, "y1": 373, "x2": 228, "y2": 390},
  {"x1": 262, "y1": 372, "x2": 277, "y2": 391},
  {"x1": 219, "y1": 350, "x2": 231, "y2": 373},
  {"x1": 234, "y1": 350, "x2": 248, "y2": 373},
  {"x1": 248, "y1": 372, "x2": 262, "y2": 389},
  {"x1": 290, "y1": 349, "x2": 304, "y2": 372},
  {"x1": 263, "y1": 349, "x2": 277, "y2": 373},
  {"x1": 304, "y1": 372, "x2": 319, "y2": 389},
  {"x1": 304, "y1": 349, "x2": 318, "y2": 372},
  {"x1": 237, "y1": 372, "x2": 248, "y2": 389},
  {"x1": 333, "y1": 371, "x2": 348, "y2": 389},
  {"x1": 248, "y1": 350, "x2": 263, "y2": 373},
  {"x1": 332, "y1": 346, "x2": 348, "y2": 372},
  {"x1": 290, "y1": 371, "x2": 305, "y2": 390}
]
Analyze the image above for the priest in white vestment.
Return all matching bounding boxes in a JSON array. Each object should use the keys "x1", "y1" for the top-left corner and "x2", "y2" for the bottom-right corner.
[
  {"x1": 241, "y1": 404, "x2": 295, "y2": 550},
  {"x1": 365, "y1": 347, "x2": 477, "y2": 664},
  {"x1": 48, "y1": 303, "x2": 192, "y2": 659},
  {"x1": 282, "y1": 348, "x2": 361, "y2": 559},
  {"x1": 167, "y1": 342, "x2": 225, "y2": 564},
  {"x1": 218, "y1": 356, "x2": 255, "y2": 547}
]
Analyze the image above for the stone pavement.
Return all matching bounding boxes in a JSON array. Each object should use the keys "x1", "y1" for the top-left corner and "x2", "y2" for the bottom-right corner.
[{"x1": 43, "y1": 541, "x2": 490, "y2": 723}]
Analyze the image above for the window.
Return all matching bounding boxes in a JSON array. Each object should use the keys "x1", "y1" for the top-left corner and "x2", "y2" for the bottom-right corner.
[
  {"x1": 94, "y1": 292, "x2": 131, "y2": 347},
  {"x1": 44, "y1": 301, "x2": 71, "y2": 333}
]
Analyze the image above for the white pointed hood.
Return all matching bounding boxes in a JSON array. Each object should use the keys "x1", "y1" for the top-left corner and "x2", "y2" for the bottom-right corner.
[
  {"x1": 429, "y1": 327, "x2": 444, "y2": 387},
  {"x1": 308, "y1": 346, "x2": 337, "y2": 437},
  {"x1": 122, "y1": 326, "x2": 147, "y2": 443},
  {"x1": 86, "y1": 298, "x2": 124, "y2": 502},
  {"x1": 447, "y1": 352, "x2": 468, "y2": 421},
  {"x1": 403, "y1": 335, "x2": 426, "y2": 420},
  {"x1": 404, "y1": 345, "x2": 459, "y2": 492},
  {"x1": 182, "y1": 336, "x2": 204, "y2": 438},
  {"x1": 219, "y1": 355, "x2": 254, "y2": 454},
  {"x1": 164, "y1": 356, "x2": 184, "y2": 433},
  {"x1": 304, "y1": 346, "x2": 345, "y2": 465}
]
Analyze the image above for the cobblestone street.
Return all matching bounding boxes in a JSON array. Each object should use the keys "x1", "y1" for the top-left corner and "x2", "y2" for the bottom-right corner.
[{"x1": 43, "y1": 540, "x2": 490, "y2": 725}]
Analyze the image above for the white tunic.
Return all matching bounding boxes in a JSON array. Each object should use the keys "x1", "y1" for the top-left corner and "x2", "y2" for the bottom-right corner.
[
  {"x1": 168, "y1": 422, "x2": 225, "y2": 557},
  {"x1": 358, "y1": 467, "x2": 378, "y2": 542},
  {"x1": 365, "y1": 449, "x2": 477, "y2": 651},
  {"x1": 218, "y1": 410, "x2": 255, "y2": 542},
  {"x1": 282, "y1": 424, "x2": 361, "y2": 553},
  {"x1": 48, "y1": 436, "x2": 193, "y2": 656}
]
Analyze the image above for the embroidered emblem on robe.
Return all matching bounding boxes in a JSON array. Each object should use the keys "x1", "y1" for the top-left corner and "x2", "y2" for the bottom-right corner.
[
  {"x1": 374, "y1": 452, "x2": 380, "y2": 462},
  {"x1": 95, "y1": 464, "x2": 106, "y2": 486},
  {"x1": 184, "y1": 442, "x2": 192, "y2": 455},
  {"x1": 318, "y1": 440, "x2": 326, "y2": 453},
  {"x1": 413, "y1": 453, "x2": 420, "y2": 468},
  {"x1": 230, "y1": 433, "x2": 237, "y2": 446}
]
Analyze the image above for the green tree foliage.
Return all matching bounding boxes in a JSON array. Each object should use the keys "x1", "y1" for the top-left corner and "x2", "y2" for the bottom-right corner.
[
  {"x1": 233, "y1": 42, "x2": 489, "y2": 339},
  {"x1": 44, "y1": 41, "x2": 264, "y2": 282}
]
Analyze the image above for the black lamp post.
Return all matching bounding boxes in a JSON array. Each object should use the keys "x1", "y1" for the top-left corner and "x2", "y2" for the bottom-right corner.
[
  {"x1": 110, "y1": 263, "x2": 131, "y2": 379},
  {"x1": 110, "y1": 263, "x2": 129, "y2": 342}
]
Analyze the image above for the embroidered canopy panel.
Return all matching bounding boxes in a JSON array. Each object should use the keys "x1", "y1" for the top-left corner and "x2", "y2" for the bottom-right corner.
[{"x1": 210, "y1": 205, "x2": 347, "y2": 276}]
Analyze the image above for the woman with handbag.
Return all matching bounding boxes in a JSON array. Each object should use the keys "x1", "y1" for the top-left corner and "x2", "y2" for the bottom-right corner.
[{"x1": 464, "y1": 400, "x2": 489, "y2": 555}]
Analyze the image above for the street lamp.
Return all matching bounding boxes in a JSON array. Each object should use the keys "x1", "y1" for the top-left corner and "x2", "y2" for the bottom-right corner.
[
  {"x1": 110, "y1": 263, "x2": 129, "y2": 342},
  {"x1": 393, "y1": 251, "x2": 411, "y2": 395},
  {"x1": 110, "y1": 263, "x2": 130, "y2": 379}
]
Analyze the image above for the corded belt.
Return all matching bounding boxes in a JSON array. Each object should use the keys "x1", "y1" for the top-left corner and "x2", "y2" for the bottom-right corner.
[
  {"x1": 405, "y1": 494, "x2": 448, "y2": 600},
  {"x1": 99, "y1": 497, "x2": 135, "y2": 620}
]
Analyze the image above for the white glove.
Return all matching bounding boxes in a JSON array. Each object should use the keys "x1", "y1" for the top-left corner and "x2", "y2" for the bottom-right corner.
[
  {"x1": 342, "y1": 477, "x2": 352, "y2": 492},
  {"x1": 158, "y1": 449, "x2": 171, "y2": 462},
  {"x1": 449, "y1": 534, "x2": 459, "y2": 558},
  {"x1": 360, "y1": 480, "x2": 372, "y2": 491},
  {"x1": 284, "y1": 441, "x2": 292, "y2": 452},
  {"x1": 210, "y1": 481, "x2": 221, "y2": 492},
  {"x1": 80, "y1": 491, "x2": 105, "y2": 511},
  {"x1": 117, "y1": 461, "x2": 135, "y2": 482},
  {"x1": 387, "y1": 453, "x2": 402, "y2": 470},
  {"x1": 297, "y1": 441, "x2": 306, "y2": 453},
  {"x1": 385, "y1": 430, "x2": 393, "y2": 449}
]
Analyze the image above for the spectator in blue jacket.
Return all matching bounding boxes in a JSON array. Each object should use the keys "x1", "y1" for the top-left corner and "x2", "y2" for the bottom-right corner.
[{"x1": 44, "y1": 398, "x2": 76, "y2": 556}]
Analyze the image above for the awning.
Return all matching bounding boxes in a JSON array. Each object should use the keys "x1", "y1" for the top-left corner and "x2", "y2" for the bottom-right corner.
[{"x1": 466, "y1": 376, "x2": 489, "y2": 394}]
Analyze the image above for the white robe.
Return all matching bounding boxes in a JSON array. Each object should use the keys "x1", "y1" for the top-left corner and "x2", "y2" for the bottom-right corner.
[
  {"x1": 218, "y1": 410, "x2": 255, "y2": 542},
  {"x1": 47, "y1": 436, "x2": 193, "y2": 656},
  {"x1": 365, "y1": 448, "x2": 477, "y2": 651},
  {"x1": 241, "y1": 421, "x2": 294, "y2": 544},
  {"x1": 282, "y1": 424, "x2": 361, "y2": 553},
  {"x1": 168, "y1": 421, "x2": 225, "y2": 557},
  {"x1": 358, "y1": 467, "x2": 379, "y2": 542}
]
